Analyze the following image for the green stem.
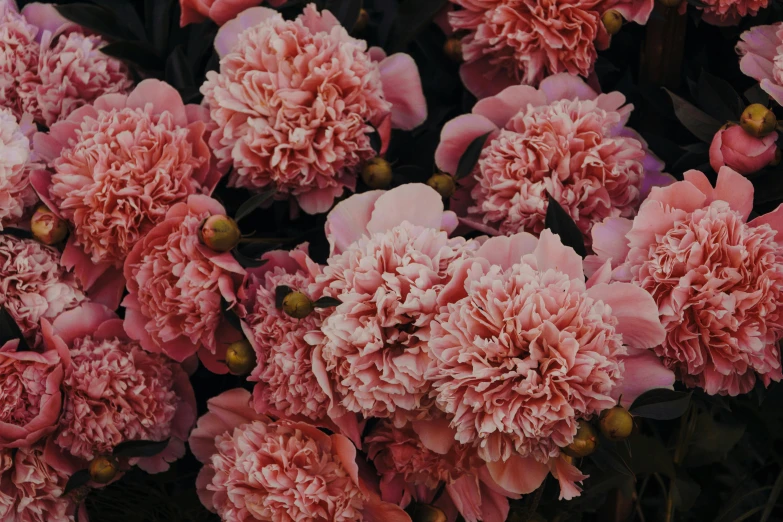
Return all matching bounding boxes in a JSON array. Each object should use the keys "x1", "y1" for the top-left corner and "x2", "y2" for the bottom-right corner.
[{"x1": 665, "y1": 406, "x2": 698, "y2": 522}]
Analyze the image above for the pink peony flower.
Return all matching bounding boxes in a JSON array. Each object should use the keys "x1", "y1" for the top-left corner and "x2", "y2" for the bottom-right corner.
[
  {"x1": 32, "y1": 79, "x2": 224, "y2": 309},
  {"x1": 427, "y1": 230, "x2": 669, "y2": 499},
  {"x1": 0, "y1": 108, "x2": 36, "y2": 230},
  {"x1": 710, "y1": 124, "x2": 778, "y2": 175},
  {"x1": 737, "y1": 22, "x2": 783, "y2": 105},
  {"x1": 123, "y1": 195, "x2": 246, "y2": 374},
  {"x1": 201, "y1": 4, "x2": 427, "y2": 214},
  {"x1": 681, "y1": 0, "x2": 766, "y2": 26},
  {"x1": 42, "y1": 303, "x2": 196, "y2": 474},
  {"x1": 435, "y1": 74, "x2": 671, "y2": 245},
  {"x1": 0, "y1": 235, "x2": 85, "y2": 345},
  {"x1": 0, "y1": 1, "x2": 41, "y2": 119},
  {"x1": 307, "y1": 184, "x2": 481, "y2": 426},
  {"x1": 588, "y1": 167, "x2": 783, "y2": 396},
  {"x1": 0, "y1": 338, "x2": 65, "y2": 449},
  {"x1": 0, "y1": 445, "x2": 81, "y2": 522},
  {"x1": 188, "y1": 388, "x2": 411, "y2": 522},
  {"x1": 179, "y1": 0, "x2": 286, "y2": 26}
]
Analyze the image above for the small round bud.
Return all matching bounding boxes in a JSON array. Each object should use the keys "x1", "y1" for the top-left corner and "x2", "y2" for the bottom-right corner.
[
  {"x1": 226, "y1": 339, "x2": 256, "y2": 375},
  {"x1": 602, "y1": 10, "x2": 623, "y2": 36},
  {"x1": 599, "y1": 406, "x2": 634, "y2": 441},
  {"x1": 740, "y1": 103, "x2": 777, "y2": 138},
  {"x1": 88, "y1": 455, "x2": 119, "y2": 484},
  {"x1": 771, "y1": 148, "x2": 782, "y2": 167},
  {"x1": 563, "y1": 420, "x2": 598, "y2": 458},
  {"x1": 282, "y1": 291, "x2": 314, "y2": 319},
  {"x1": 408, "y1": 504, "x2": 448, "y2": 522},
  {"x1": 658, "y1": 0, "x2": 682, "y2": 7},
  {"x1": 361, "y1": 157, "x2": 392, "y2": 189},
  {"x1": 426, "y1": 173, "x2": 456, "y2": 199},
  {"x1": 199, "y1": 215, "x2": 241, "y2": 253},
  {"x1": 443, "y1": 38, "x2": 463, "y2": 62},
  {"x1": 30, "y1": 206, "x2": 68, "y2": 245},
  {"x1": 353, "y1": 8, "x2": 369, "y2": 33}
]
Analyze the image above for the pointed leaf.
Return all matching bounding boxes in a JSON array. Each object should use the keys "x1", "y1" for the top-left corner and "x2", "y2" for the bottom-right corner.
[
  {"x1": 100, "y1": 41, "x2": 165, "y2": 71},
  {"x1": 665, "y1": 88, "x2": 722, "y2": 143},
  {"x1": 55, "y1": 4, "x2": 136, "y2": 40},
  {"x1": 0, "y1": 307, "x2": 29, "y2": 351},
  {"x1": 275, "y1": 286, "x2": 293, "y2": 309},
  {"x1": 325, "y1": 0, "x2": 362, "y2": 32},
  {"x1": 544, "y1": 194, "x2": 587, "y2": 258},
  {"x1": 1, "y1": 227, "x2": 32, "y2": 240},
  {"x1": 231, "y1": 248, "x2": 269, "y2": 268},
  {"x1": 388, "y1": 0, "x2": 449, "y2": 52},
  {"x1": 113, "y1": 438, "x2": 170, "y2": 458},
  {"x1": 697, "y1": 69, "x2": 743, "y2": 122},
  {"x1": 629, "y1": 389, "x2": 692, "y2": 420},
  {"x1": 235, "y1": 190, "x2": 276, "y2": 222},
  {"x1": 313, "y1": 296, "x2": 342, "y2": 309},
  {"x1": 368, "y1": 124, "x2": 382, "y2": 155},
  {"x1": 454, "y1": 131, "x2": 490, "y2": 180},
  {"x1": 63, "y1": 470, "x2": 91, "y2": 496},
  {"x1": 220, "y1": 298, "x2": 242, "y2": 332}
]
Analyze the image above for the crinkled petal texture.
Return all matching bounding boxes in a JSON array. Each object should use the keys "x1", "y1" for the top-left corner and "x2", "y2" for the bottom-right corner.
[
  {"x1": 202, "y1": 4, "x2": 426, "y2": 214},
  {"x1": 0, "y1": 109, "x2": 36, "y2": 230},
  {"x1": 590, "y1": 168, "x2": 783, "y2": 395},
  {"x1": 737, "y1": 23, "x2": 783, "y2": 105},
  {"x1": 0, "y1": 3, "x2": 40, "y2": 119},
  {"x1": 0, "y1": 235, "x2": 85, "y2": 345},
  {"x1": 123, "y1": 195, "x2": 246, "y2": 374}
]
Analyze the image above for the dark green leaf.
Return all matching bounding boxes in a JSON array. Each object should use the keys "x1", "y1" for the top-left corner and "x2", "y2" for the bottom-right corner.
[
  {"x1": 745, "y1": 84, "x2": 769, "y2": 106},
  {"x1": 629, "y1": 434, "x2": 676, "y2": 477},
  {"x1": 90, "y1": 0, "x2": 146, "y2": 40},
  {"x1": 231, "y1": 248, "x2": 269, "y2": 269},
  {"x1": 544, "y1": 195, "x2": 587, "y2": 258},
  {"x1": 100, "y1": 41, "x2": 165, "y2": 71},
  {"x1": 665, "y1": 88, "x2": 722, "y2": 143},
  {"x1": 325, "y1": 0, "x2": 362, "y2": 32},
  {"x1": 590, "y1": 444, "x2": 634, "y2": 478},
  {"x1": 761, "y1": 469, "x2": 783, "y2": 522},
  {"x1": 0, "y1": 307, "x2": 29, "y2": 351},
  {"x1": 388, "y1": 0, "x2": 448, "y2": 53},
  {"x1": 113, "y1": 438, "x2": 170, "y2": 458},
  {"x1": 454, "y1": 132, "x2": 490, "y2": 180},
  {"x1": 1, "y1": 227, "x2": 32, "y2": 240},
  {"x1": 368, "y1": 125, "x2": 382, "y2": 156},
  {"x1": 235, "y1": 190, "x2": 276, "y2": 222},
  {"x1": 313, "y1": 296, "x2": 342, "y2": 309},
  {"x1": 63, "y1": 470, "x2": 90, "y2": 496},
  {"x1": 55, "y1": 4, "x2": 136, "y2": 41},
  {"x1": 685, "y1": 412, "x2": 745, "y2": 466},
  {"x1": 221, "y1": 298, "x2": 242, "y2": 332},
  {"x1": 275, "y1": 286, "x2": 293, "y2": 309},
  {"x1": 672, "y1": 474, "x2": 701, "y2": 510},
  {"x1": 629, "y1": 389, "x2": 691, "y2": 420},
  {"x1": 148, "y1": 0, "x2": 175, "y2": 54},
  {"x1": 697, "y1": 70, "x2": 743, "y2": 122},
  {"x1": 165, "y1": 45, "x2": 195, "y2": 92}
]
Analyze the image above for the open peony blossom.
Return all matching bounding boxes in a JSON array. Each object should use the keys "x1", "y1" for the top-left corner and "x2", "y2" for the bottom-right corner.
[
  {"x1": 307, "y1": 184, "x2": 481, "y2": 426},
  {"x1": 123, "y1": 195, "x2": 246, "y2": 374},
  {"x1": 0, "y1": 235, "x2": 85, "y2": 345},
  {"x1": 435, "y1": 74, "x2": 670, "y2": 245},
  {"x1": 738, "y1": 22, "x2": 783, "y2": 105},
  {"x1": 32, "y1": 79, "x2": 224, "y2": 309},
  {"x1": 681, "y1": 0, "x2": 766, "y2": 26},
  {"x1": 0, "y1": 0, "x2": 39, "y2": 117},
  {"x1": 710, "y1": 124, "x2": 777, "y2": 175},
  {"x1": 188, "y1": 388, "x2": 411, "y2": 522},
  {"x1": 42, "y1": 303, "x2": 196, "y2": 474},
  {"x1": 588, "y1": 167, "x2": 783, "y2": 396},
  {"x1": 426, "y1": 230, "x2": 670, "y2": 499},
  {"x1": 201, "y1": 4, "x2": 427, "y2": 214},
  {"x1": 179, "y1": 0, "x2": 286, "y2": 26},
  {"x1": 0, "y1": 108, "x2": 36, "y2": 230}
]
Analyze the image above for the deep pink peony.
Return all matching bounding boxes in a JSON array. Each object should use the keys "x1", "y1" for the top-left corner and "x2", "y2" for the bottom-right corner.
[
  {"x1": 427, "y1": 230, "x2": 670, "y2": 499},
  {"x1": 710, "y1": 124, "x2": 777, "y2": 175},
  {"x1": 123, "y1": 195, "x2": 246, "y2": 374},
  {"x1": 0, "y1": 235, "x2": 85, "y2": 345},
  {"x1": 588, "y1": 167, "x2": 783, "y2": 396},
  {"x1": 201, "y1": 4, "x2": 427, "y2": 214},
  {"x1": 179, "y1": 0, "x2": 286, "y2": 26},
  {"x1": 681, "y1": 0, "x2": 766, "y2": 26},
  {"x1": 307, "y1": 184, "x2": 480, "y2": 426},
  {"x1": 32, "y1": 79, "x2": 224, "y2": 309},
  {"x1": 737, "y1": 22, "x2": 783, "y2": 105},
  {"x1": 42, "y1": 303, "x2": 196, "y2": 474},
  {"x1": 435, "y1": 74, "x2": 670, "y2": 244},
  {"x1": 0, "y1": 108, "x2": 36, "y2": 230},
  {"x1": 188, "y1": 388, "x2": 411, "y2": 522}
]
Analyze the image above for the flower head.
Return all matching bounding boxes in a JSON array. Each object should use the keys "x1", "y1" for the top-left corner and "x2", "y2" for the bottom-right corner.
[
  {"x1": 0, "y1": 2, "x2": 40, "y2": 118},
  {"x1": 0, "y1": 108, "x2": 36, "y2": 230},
  {"x1": 738, "y1": 23, "x2": 783, "y2": 105},
  {"x1": 684, "y1": 0, "x2": 766, "y2": 26}
]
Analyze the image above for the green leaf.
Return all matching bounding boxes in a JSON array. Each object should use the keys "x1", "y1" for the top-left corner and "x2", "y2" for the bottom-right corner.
[
  {"x1": 697, "y1": 69, "x2": 743, "y2": 122},
  {"x1": 100, "y1": 41, "x2": 165, "y2": 71},
  {"x1": 275, "y1": 286, "x2": 293, "y2": 310},
  {"x1": 544, "y1": 195, "x2": 587, "y2": 258},
  {"x1": 220, "y1": 298, "x2": 242, "y2": 332},
  {"x1": 0, "y1": 307, "x2": 29, "y2": 351},
  {"x1": 234, "y1": 190, "x2": 276, "y2": 222},
  {"x1": 672, "y1": 474, "x2": 701, "y2": 511},
  {"x1": 1, "y1": 227, "x2": 32, "y2": 240},
  {"x1": 628, "y1": 434, "x2": 676, "y2": 477},
  {"x1": 113, "y1": 438, "x2": 170, "y2": 458},
  {"x1": 589, "y1": 444, "x2": 635, "y2": 478},
  {"x1": 685, "y1": 412, "x2": 745, "y2": 466},
  {"x1": 313, "y1": 296, "x2": 342, "y2": 309},
  {"x1": 368, "y1": 124, "x2": 383, "y2": 156},
  {"x1": 629, "y1": 389, "x2": 691, "y2": 420},
  {"x1": 90, "y1": 0, "x2": 146, "y2": 40},
  {"x1": 63, "y1": 470, "x2": 91, "y2": 496},
  {"x1": 454, "y1": 132, "x2": 490, "y2": 181},
  {"x1": 665, "y1": 88, "x2": 722, "y2": 143},
  {"x1": 745, "y1": 84, "x2": 769, "y2": 106},
  {"x1": 231, "y1": 248, "x2": 269, "y2": 269},
  {"x1": 165, "y1": 45, "x2": 196, "y2": 92},
  {"x1": 388, "y1": 0, "x2": 448, "y2": 52},
  {"x1": 55, "y1": 4, "x2": 136, "y2": 41},
  {"x1": 761, "y1": 469, "x2": 783, "y2": 522},
  {"x1": 325, "y1": 0, "x2": 362, "y2": 32}
]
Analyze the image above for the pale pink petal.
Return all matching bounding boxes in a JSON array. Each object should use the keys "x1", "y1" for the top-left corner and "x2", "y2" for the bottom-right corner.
[
  {"x1": 214, "y1": 6, "x2": 279, "y2": 57},
  {"x1": 367, "y1": 184, "x2": 446, "y2": 234},
  {"x1": 539, "y1": 73, "x2": 598, "y2": 102},
  {"x1": 750, "y1": 203, "x2": 783, "y2": 242},
  {"x1": 475, "y1": 232, "x2": 539, "y2": 271},
  {"x1": 586, "y1": 283, "x2": 666, "y2": 348},
  {"x1": 472, "y1": 85, "x2": 547, "y2": 127},
  {"x1": 325, "y1": 190, "x2": 384, "y2": 254},
  {"x1": 435, "y1": 114, "x2": 497, "y2": 174},
  {"x1": 411, "y1": 417, "x2": 457, "y2": 455},
  {"x1": 714, "y1": 166, "x2": 754, "y2": 220},
  {"x1": 379, "y1": 54, "x2": 427, "y2": 130},
  {"x1": 533, "y1": 229, "x2": 584, "y2": 281},
  {"x1": 613, "y1": 350, "x2": 675, "y2": 407},
  {"x1": 126, "y1": 79, "x2": 188, "y2": 127},
  {"x1": 486, "y1": 454, "x2": 549, "y2": 495}
]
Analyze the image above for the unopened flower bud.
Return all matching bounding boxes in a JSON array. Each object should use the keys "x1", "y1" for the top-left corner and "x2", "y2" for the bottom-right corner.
[
  {"x1": 30, "y1": 206, "x2": 67, "y2": 245},
  {"x1": 226, "y1": 339, "x2": 256, "y2": 375},
  {"x1": 353, "y1": 8, "x2": 369, "y2": 33},
  {"x1": 408, "y1": 503, "x2": 448, "y2": 522},
  {"x1": 282, "y1": 291, "x2": 314, "y2": 319},
  {"x1": 740, "y1": 103, "x2": 777, "y2": 138},
  {"x1": 599, "y1": 406, "x2": 634, "y2": 441},
  {"x1": 771, "y1": 148, "x2": 782, "y2": 167},
  {"x1": 602, "y1": 10, "x2": 623, "y2": 36},
  {"x1": 426, "y1": 173, "x2": 456, "y2": 199},
  {"x1": 88, "y1": 455, "x2": 119, "y2": 484},
  {"x1": 199, "y1": 215, "x2": 241, "y2": 252},
  {"x1": 361, "y1": 157, "x2": 392, "y2": 189},
  {"x1": 443, "y1": 38, "x2": 463, "y2": 62},
  {"x1": 563, "y1": 420, "x2": 598, "y2": 458}
]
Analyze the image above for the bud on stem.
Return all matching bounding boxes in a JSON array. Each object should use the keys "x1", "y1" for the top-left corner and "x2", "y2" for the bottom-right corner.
[
  {"x1": 361, "y1": 157, "x2": 393, "y2": 189},
  {"x1": 740, "y1": 104, "x2": 777, "y2": 138},
  {"x1": 199, "y1": 215, "x2": 241, "y2": 252},
  {"x1": 226, "y1": 339, "x2": 256, "y2": 375}
]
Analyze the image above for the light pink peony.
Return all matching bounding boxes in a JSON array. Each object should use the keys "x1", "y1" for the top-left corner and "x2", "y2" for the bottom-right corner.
[
  {"x1": 201, "y1": 4, "x2": 427, "y2": 214},
  {"x1": 0, "y1": 338, "x2": 65, "y2": 449},
  {"x1": 307, "y1": 184, "x2": 481, "y2": 426},
  {"x1": 588, "y1": 167, "x2": 783, "y2": 396},
  {"x1": 179, "y1": 0, "x2": 286, "y2": 26},
  {"x1": 123, "y1": 195, "x2": 246, "y2": 374},
  {"x1": 681, "y1": 0, "x2": 766, "y2": 26},
  {"x1": 0, "y1": 1, "x2": 40, "y2": 119},
  {"x1": 0, "y1": 108, "x2": 36, "y2": 230},
  {"x1": 188, "y1": 388, "x2": 411, "y2": 522},
  {"x1": 0, "y1": 235, "x2": 85, "y2": 345},
  {"x1": 435, "y1": 74, "x2": 671, "y2": 244},
  {"x1": 710, "y1": 124, "x2": 777, "y2": 175},
  {"x1": 737, "y1": 22, "x2": 783, "y2": 105},
  {"x1": 32, "y1": 79, "x2": 224, "y2": 309},
  {"x1": 427, "y1": 230, "x2": 669, "y2": 499},
  {"x1": 41, "y1": 303, "x2": 196, "y2": 474}
]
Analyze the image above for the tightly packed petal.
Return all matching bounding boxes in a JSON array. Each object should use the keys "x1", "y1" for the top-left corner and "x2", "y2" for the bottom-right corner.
[
  {"x1": 709, "y1": 124, "x2": 778, "y2": 175},
  {"x1": 0, "y1": 108, "x2": 36, "y2": 230},
  {"x1": 0, "y1": 2, "x2": 41, "y2": 119},
  {"x1": 683, "y1": 0, "x2": 767, "y2": 26},
  {"x1": 737, "y1": 23, "x2": 783, "y2": 105}
]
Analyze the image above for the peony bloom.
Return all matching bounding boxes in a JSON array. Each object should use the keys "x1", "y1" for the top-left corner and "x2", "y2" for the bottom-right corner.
[
  {"x1": 0, "y1": 338, "x2": 65, "y2": 449},
  {"x1": 179, "y1": 0, "x2": 286, "y2": 26},
  {"x1": 123, "y1": 195, "x2": 246, "y2": 374},
  {"x1": 588, "y1": 167, "x2": 783, "y2": 396},
  {"x1": 43, "y1": 303, "x2": 196, "y2": 474},
  {"x1": 0, "y1": 108, "x2": 36, "y2": 230},
  {"x1": 201, "y1": 4, "x2": 427, "y2": 214},
  {"x1": 0, "y1": 1, "x2": 42, "y2": 118},
  {"x1": 435, "y1": 74, "x2": 671, "y2": 245},
  {"x1": 0, "y1": 235, "x2": 85, "y2": 345},
  {"x1": 188, "y1": 388, "x2": 411, "y2": 522},
  {"x1": 737, "y1": 22, "x2": 783, "y2": 105},
  {"x1": 710, "y1": 124, "x2": 778, "y2": 175},
  {"x1": 427, "y1": 229, "x2": 669, "y2": 499},
  {"x1": 307, "y1": 184, "x2": 481, "y2": 426},
  {"x1": 681, "y1": 0, "x2": 766, "y2": 26},
  {"x1": 32, "y1": 79, "x2": 224, "y2": 309}
]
